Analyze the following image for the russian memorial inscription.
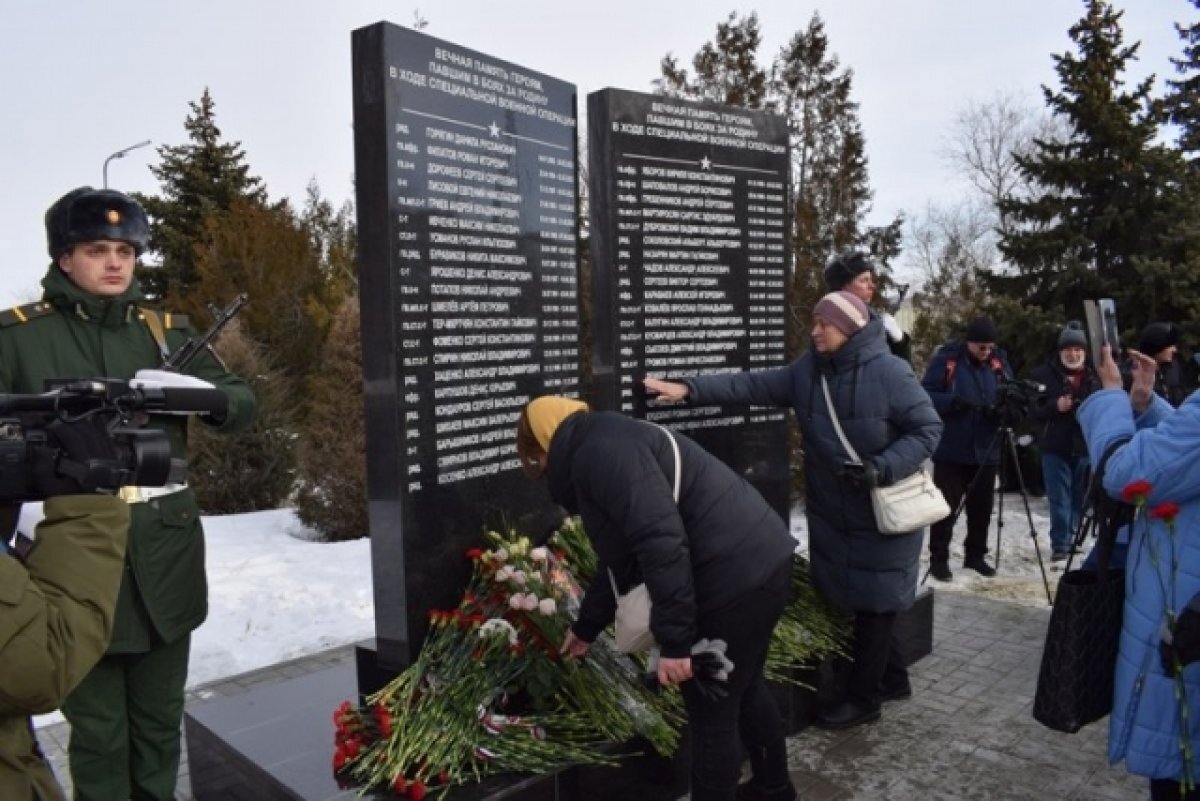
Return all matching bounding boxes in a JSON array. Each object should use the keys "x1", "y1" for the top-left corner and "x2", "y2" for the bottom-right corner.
[
  {"x1": 353, "y1": 22, "x2": 579, "y2": 668},
  {"x1": 588, "y1": 88, "x2": 791, "y2": 517}
]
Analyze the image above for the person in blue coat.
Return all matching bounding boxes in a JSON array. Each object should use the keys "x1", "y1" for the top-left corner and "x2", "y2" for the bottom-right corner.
[
  {"x1": 920, "y1": 318, "x2": 1015, "y2": 581},
  {"x1": 645, "y1": 290, "x2": 942, "y2": 730},
  {"x1": 1079, "y1": 345, "x2": 1200, "y2": 800}
]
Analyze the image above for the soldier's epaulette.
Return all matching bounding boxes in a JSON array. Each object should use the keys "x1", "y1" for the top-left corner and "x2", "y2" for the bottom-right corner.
[
  {"x1": 0, "y1": 301, "x2": 56, "y2": 328},
  {"x1": 137, "y1": 309, "x2": 191, "y2": 329}
]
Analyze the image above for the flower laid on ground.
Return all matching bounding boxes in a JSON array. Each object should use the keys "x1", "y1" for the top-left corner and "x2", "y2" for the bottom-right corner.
[{"x1": 332, "y1": 519, "x2": 846, "y2": 797}]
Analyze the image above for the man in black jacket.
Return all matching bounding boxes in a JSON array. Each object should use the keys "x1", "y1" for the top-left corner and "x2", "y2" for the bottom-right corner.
[{"x1": 1030, "y1": 322, "x2": 1100, "y2": 561}]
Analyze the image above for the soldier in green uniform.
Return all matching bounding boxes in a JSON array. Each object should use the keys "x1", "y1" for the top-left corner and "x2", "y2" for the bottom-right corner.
[
  {"x1": 1, "y1": 417, "x2": 133, "y2": 801},
  {"x1": 0, "y1": 187, "x2": 258, "y2": 800}
]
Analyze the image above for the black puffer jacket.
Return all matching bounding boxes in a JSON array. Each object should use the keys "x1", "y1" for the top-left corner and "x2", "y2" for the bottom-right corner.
[
  {"x1": 547, "y1": 411, "x2": 795, "y2": 658},
  {"x1": 684, "y1": 319, "x2": 942, "y2": 612},
  {"x1": 1028, "y1": 359, "x2": 1100, "y2": 459}
]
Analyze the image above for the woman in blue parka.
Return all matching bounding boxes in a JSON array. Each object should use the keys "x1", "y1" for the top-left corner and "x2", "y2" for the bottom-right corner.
[
  {"x1": 645, "y1": 290, "x2": 942, "y2": 730},
  {"x1": 1078, "y1": 345, "x2": 1200, "y2": 800}
]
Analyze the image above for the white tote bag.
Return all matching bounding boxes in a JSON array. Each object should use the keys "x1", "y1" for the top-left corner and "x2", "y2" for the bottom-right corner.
[
  {"x1": 609, "y1": 424, "x2": 681, "y2": 653},
  {"x1": 820, "y1": 377, "x2": 949, "y2": 534}
]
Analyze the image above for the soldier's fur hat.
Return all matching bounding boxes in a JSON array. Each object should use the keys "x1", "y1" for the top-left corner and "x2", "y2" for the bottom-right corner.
[{"x1": 45, "y1": 187, "x2": 149, "y2": 258}]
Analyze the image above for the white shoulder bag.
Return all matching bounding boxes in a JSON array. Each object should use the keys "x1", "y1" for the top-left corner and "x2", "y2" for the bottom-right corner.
[
  {"x1": 820, "y1": 376, "x2": 949, "y2": 535},
  {"x1": 609, "y1": 424, "x2": 680, "y2": 653}
]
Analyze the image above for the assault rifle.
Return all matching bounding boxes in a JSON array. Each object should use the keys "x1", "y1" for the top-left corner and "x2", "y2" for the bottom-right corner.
[{"x1": 161, "y1": 293, "x2": 248, "y2": 372}]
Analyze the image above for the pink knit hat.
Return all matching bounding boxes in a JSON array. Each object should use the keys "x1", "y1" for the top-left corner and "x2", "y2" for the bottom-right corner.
[{"x1": 813, "y1": 291, "x2": 870, "y2": 337}]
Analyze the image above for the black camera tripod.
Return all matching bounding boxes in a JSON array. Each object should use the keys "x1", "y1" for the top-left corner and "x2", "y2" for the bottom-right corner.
[{"x1": 920, "y1": 425, "x2": 1054, "y2": 605}]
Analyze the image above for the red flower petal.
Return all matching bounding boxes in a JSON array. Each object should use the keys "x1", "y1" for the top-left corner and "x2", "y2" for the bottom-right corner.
[
  {"x1": 1150, "y1": 502, "x2": 1181, "y2": 521},
  {"x1": 1122, "y1": 480, "x2": 1153, "y2": 503}
]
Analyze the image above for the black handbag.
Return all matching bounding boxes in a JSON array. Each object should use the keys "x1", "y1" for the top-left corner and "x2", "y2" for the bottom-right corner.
[{"x1": 1032, "y1": 438, "x2": 1133, "y2": 734}]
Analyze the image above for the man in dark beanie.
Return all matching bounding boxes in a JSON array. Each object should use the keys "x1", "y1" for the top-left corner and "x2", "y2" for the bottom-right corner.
[
  {"x1": 0, "y1": 186, "x2": 258, "y2": 801},
  {"x1": 823, "y1": 251, "x2": 912, "y2": 360},
  {"x1": 920, "y1": 317, "x2": 1016, "y2": 580},
  {"x1": 1134, "y1": 322, "x2": 1187, "y2": 406},
  {"x1": 1029, "y1": 322, "x2": 1101, "y2": 560}
]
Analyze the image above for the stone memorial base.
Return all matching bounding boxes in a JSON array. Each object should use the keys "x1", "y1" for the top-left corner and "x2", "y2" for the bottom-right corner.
[
  {"x1": 186, "y1": 590, "x2": 933, "y2": 799},
  {"x1": 186, "y1": 650, "x2": 687, "y2": 801}
]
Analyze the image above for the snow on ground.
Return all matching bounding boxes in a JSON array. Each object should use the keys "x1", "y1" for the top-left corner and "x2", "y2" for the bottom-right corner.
[{"x1": 186, "y1": 509, "x2": 374, "y2": 687}]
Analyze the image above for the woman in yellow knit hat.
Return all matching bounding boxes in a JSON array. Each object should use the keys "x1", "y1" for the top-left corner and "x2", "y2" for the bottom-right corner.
[{"x1": 516, "y1": 396, "x2": 798, "y2": 801}]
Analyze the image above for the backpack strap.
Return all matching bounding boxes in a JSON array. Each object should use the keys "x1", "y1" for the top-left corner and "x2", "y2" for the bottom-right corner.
[{"x1": 944, "y1": 356, "x2": 957, "y2": 390}]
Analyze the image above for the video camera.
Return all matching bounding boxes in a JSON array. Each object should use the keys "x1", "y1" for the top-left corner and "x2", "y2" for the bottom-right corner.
[
  {"x1": 0, "y1": 378, "x2": 229, "y2": 503},
  {"x1": 992, "y1": 377, "x2": 1044, "y2": 426}
]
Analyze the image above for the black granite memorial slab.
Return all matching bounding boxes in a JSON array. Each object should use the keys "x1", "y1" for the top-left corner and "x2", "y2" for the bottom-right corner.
[
  {"x1": 352, "y1": 22, "x2": 580, "y2": 670},
  {"x1": 586, "y1": 88, "x2": 792, "y2": 519},
  {"x1": 185, "y1": 657, "x2": 688, "y2": 801}
]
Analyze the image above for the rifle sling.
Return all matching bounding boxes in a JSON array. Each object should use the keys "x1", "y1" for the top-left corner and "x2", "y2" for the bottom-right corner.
[{"x1": 140, "y1": 308, "x2": 172, "y2": 364}]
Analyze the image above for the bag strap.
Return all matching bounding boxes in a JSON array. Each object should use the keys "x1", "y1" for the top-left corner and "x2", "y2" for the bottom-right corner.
[
  {"x1": 1089, "y1": 436, "x2": 1134, "y2": 580},
  {"x1": 821, "y1": 376, "x2": 862, "y2": 465},
  {"x1": 654, "y1": 424, "x2": 682, "y2": 503},
  {"x1": 609, "y1": 424, "x2": 683, "y2": 595}
]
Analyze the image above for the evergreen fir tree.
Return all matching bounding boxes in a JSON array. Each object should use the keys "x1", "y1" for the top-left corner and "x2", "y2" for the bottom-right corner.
[
  {"x1": 657, "y1": 12, "x2": 900, "y2": 358},
  {"x1": 136, "y1": 89, "x2": 265, "y2": 301},
  {"x1": 1166, "y1": 0, "x2": 1200, "y2": 157},
  {"x1": 994, "y1": 0, "x2": 1169, "y2": 348},
  {"x1": 294, "y1": 294, "x2": 368, "y2": 541},
  {"x1": 189, "y1": 195, "x2": 351, "y2": 410},
  {"x1": 187, "y1": 319, "x2": 297, "y2": 514},
  {"x1": 656, "y1": 12, "x2": 769, "y2": 109}
]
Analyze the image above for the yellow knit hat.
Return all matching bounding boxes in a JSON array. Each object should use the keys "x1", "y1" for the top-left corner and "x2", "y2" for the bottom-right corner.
[{"x1": 525, "y1": 396, "x2": 590, "y2": 450}]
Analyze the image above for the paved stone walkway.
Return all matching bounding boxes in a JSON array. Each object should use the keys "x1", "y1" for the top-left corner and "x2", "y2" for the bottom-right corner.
[{"x1": 35, "y1": 591, "x2": 1145, "y2": 800}]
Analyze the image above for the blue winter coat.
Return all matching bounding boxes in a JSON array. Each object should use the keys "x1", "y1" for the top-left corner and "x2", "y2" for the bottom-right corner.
[
  {"x1": 684, "y1": 319, "x2": 943, "y2": 613},
  {"x1": 1077, "y1": 388, "x2": 1200, "y2": 781},
  {"x1": 920, "y1": 340, "x2": 1014, "y2": 466}
]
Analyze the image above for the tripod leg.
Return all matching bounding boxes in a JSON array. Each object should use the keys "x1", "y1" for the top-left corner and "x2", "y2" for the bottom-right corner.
[{"x1": 1005, "y1": 430, "x2": 1053, "y2": 606}]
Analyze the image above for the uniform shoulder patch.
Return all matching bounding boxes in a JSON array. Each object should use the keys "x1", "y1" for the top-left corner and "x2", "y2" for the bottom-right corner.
[{"x1": 0, "y1": 301, "x2": 56, "y2": 328}]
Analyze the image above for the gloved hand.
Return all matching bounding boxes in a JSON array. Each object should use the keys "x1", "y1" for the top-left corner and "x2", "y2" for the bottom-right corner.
[
  {"x1": 130, "y1": 369, "x2": 216, "y2": 390},
  {"x1": 690, "y1": 638, "x2": 735, "y2": 702},
  {"x1": 879, "y1": 312, "x2": 904, "y2": 344},
  {"x1": 32, "y1": 416, "x2": 120, "y2": 496},
  {"x1": 130, "y1": 369, "x2": 226, "y2": 421},
  {"x1": 1161, "y1": 596, "x2": 1200, "y2": 674},
  {"x1": 839, "y1": 461, "x2": 879, "y2": 489},
  {"x1": 948, "y1": 396, "x2": 973, "y2": 414}
]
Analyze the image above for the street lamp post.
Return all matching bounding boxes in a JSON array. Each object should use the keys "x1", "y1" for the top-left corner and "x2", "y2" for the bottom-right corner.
[{"x1": 102, "y1": 140, "x2": 152, "y2": 189}]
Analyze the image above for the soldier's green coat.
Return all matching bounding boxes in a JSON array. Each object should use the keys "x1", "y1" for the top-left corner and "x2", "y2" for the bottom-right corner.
[
  {"x1": 0, "y1": 495, "x2": 131, "y2": 801},
  {"x1": 0, "y1": 266, "x2": 257, "y2": 651}
]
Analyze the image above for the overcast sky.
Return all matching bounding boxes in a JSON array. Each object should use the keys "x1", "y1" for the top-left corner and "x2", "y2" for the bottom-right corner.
[{"x1": 0, "y1": 1, "x2": 1185, "y2": 304}]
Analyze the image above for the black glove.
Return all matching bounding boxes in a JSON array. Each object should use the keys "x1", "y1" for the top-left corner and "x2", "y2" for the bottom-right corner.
[
  {"x1": 839, "y1": 461, "x2": 879, "y2": 489},
  {"x1": 949, "y1": 396, "x2": 972, "y2": 414},
  {"x1": 32, "y1": 416, "x2": 120, "y2": 497},
  {"x1": 1161, "y1": 596, "x2": 1200, "y2": 674}
]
